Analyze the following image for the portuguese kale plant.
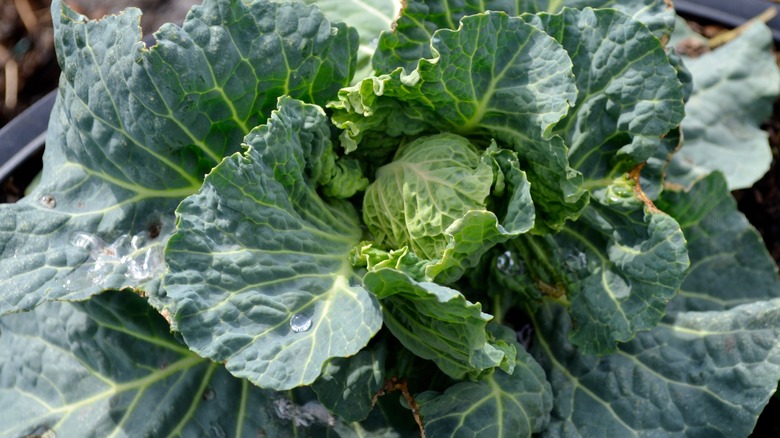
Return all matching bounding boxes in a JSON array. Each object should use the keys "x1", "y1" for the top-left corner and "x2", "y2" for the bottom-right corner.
[{"x1": 2, "y1": 0, "x2": 780, "y2": 436}]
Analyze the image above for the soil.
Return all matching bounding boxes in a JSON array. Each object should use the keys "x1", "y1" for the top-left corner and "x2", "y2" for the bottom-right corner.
[{"x1": 1, "y1": 1, "x2": 780, "y2": 435}]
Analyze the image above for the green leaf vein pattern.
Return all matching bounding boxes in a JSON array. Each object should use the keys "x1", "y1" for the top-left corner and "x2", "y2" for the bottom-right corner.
[
  {"x1": 165, "y1": 97, "x2": 382, "y2": 390},
  {"x1": 0, "y1": 0, "x2": 358, "y2": 315}
]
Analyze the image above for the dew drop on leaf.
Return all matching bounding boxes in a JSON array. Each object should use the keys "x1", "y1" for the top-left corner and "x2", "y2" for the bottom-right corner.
[
  {"x1": 564, "y1": 249, "x2": 588, "y2": 272},
  {"x1": 202, "y1": 387, "x2": 216, "y2": 401},
  {"x1": 39, "y1": 195, "x2": 56, "y2": 209},
  {"x1": 70, "y1": 232, "x2": 104, "y2": 251},
  {"x1": 290, "y1": 313, "x2": 312, "y2": 333},
  {"x1": 496, "y1": 250, "x2": 523, "y2": 276}
]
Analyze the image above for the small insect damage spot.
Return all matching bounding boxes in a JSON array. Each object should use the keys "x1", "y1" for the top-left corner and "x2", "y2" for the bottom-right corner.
[{"x1": 148, "y1": 221, "x2": 162, "y2": 239}]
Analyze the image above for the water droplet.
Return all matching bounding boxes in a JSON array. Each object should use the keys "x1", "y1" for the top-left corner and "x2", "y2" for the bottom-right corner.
[
  {"x1": 70, "y1": 232, "x2": 104, "y2": 251},
  {"x1": 564, "y1": 250, "x2": 587, "y2": 272},
  {"x1": 202, "y1": 388, "x2": 216, "y2": 401},
  {"x1": 124, "y1": 245, "x2": 163, "y2": 281},
  {"x1": 290, "y1": 313, "x2": 312, "y2": 333},
  {"x1": 495, "y1": 251, "x2": 523, "y2": 276},
  {"x1": 330, "y1": 27, "x2": 339, "y2": 36},
  {"x1": 39, "y1": 195, "x2": 56, "y2": 209},
  {"x1": 273, "y1": 398, "x2": 334, "y2": 427},
  {"x1": 274, "y1": 398, "x2": 298, "y2": 421},
  {"x1": 432, "y1": 37, "x2": 441, "y2": 45},
  {"x1": 301, "y1": 401, "x2": 336, "y2": 427}
]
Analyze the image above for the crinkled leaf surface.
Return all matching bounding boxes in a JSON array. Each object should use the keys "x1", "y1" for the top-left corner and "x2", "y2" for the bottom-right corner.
[
  {"x1": 372, "y1": 0, "x2": 525, "y2": 73},
  {"x1": 532, "y1": 298, "x2": 780, "y2": 437},
  {"x1": 425, "y1": 208, "x2": 532, "y2": 284},
  {"x1": 658, "y1": 172, "x2": 780, "y2": 312},
  {"x1": 373, "y1": 0, "x2": 674, "y2": 74},
  {"x1": 362, "y1": 134, "x2": 534, "y2": 283},
  {"x1": 0, "y1": 0, "x2": 357, "y2": 315},
  {"x1": 363, "y1": 133, "x2": 494, "y2": 259},
  {"x1": 303, "y1": 0, "x2": 400, "y2": 81},
  {"x1": 0, "y1": 291, "x2": 355, "y2": 437},
  {"x1": 363, "y1": 268, "x2": 514, "y2": 380},
  {"x1": 332, "y1": 11, "x2": 585, "y2": 232},
  {"x1": 513, "y1": 178, "x2": 688, "y2": 354},
  {"x1": 669, "y1": 21, "x2": 780, "y2": 190},
  {"x1": 517, "y1": 0, "x2": 675, "y2": 38},
  {"x1": 523, "y1": 8, "x2": 685, "y2": 178},
  {"x1": 164, "y1": 97, "x2": 382, "y2": 390},
  {"x1": 419, "y1": 325, "x2": 552, "y2": 437},
  {"x1": 561, "y1": 201, "x2": 688, "y2": 353},
  {"x1": 312, "y1": 343, "x2": 387, "y2": 422}
]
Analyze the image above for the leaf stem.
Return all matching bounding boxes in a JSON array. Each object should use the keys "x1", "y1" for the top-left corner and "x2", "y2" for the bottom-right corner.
[
  {"x1": 492, "y1": 293, "x2": 504, "y2": 325},
  {"x1": 511, "y1": 237, "x2": 569, "y2": 302}
]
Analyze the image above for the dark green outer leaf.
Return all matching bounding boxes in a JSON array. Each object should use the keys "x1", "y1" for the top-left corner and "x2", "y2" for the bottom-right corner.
[
  {"x1": 532, "y1": 299, "x2": 780, "y2": 437},
  {"x1": 312, "y1": 343, "x2": 388, "y2": 422},
  {"x1": 524, "y1": 8, "x2": 685, "y2": 179},
  {"x1": 0, "y1": 291, "x2": 355, "y2": 438},
  {"x1": 559, "y1": 200, "x2": 689, "y2": 354},
  {"x1": 0, "y1": 0, "x2": 358, "y2": 315},
  {"x1": 164, "y1": 97, "x2": 382, "y2": 391},
  {"x1": 512, "y1": 178, "x2": 688, "y2": 354},
  {"x1": 419, "y1": 325, "x2": 552, "y2": 437},
  {"x1": 372, "y1": 0, "x2": 523, "y2": 73},
  {"x1": 373, "y1": 0, "x2": 674, "y2": 74},
  {"x1": 669, "y1": 21, "x2": 780, "y2": 190},
  {"x1": 409, "y1": 12, "x2": 576, "y2": 139},
  {"x1": 517, "y1": 0, "x2": 675, "y2": 38},
  {"x1": 658, "y1": 172, "x2": 780, "y2": 312}
]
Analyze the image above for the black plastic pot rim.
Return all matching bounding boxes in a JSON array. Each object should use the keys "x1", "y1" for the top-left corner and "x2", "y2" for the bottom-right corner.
[
  {"x1": 1, "y1": 1, "x2": 779, "y2": 183},
  {"x1": 675, "y1": 0, "x2": 780, "y2": 42}
]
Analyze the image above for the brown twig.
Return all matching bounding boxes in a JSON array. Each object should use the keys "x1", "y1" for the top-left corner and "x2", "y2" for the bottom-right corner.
[
  {"x1": 709, "y1": 7, "x2": 778, "y2": 48},
  {"x1": 4, "y1": 59, "x2": 18, "y2": 111},
  {"x1": 628, "y1": 163, "x2": 661, "y2": 214},
  {"x1": 13, "y1": 0, "x2": 39, "y2": 33},
  {"x1": 372, "y1": 377, "x2": 426, "y2": 438}
]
